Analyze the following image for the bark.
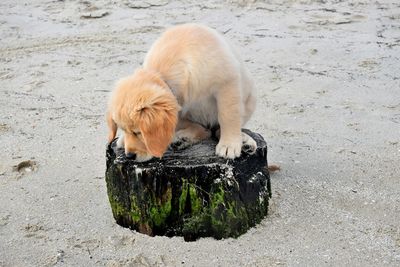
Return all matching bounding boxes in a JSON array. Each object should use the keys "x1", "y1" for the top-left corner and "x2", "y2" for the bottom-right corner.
[{"x1": 105, "y1": 129, "x2": 271, "y2": 241}]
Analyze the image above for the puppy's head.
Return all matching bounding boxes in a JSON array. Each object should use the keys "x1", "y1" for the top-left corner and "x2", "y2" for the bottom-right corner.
[{"x1": 107, "y1": 70, "x2": 179, "y2": 161}]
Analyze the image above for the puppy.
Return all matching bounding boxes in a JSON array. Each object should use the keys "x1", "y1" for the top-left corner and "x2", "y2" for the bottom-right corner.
[{"x1": 107, "y1": 24, "x2": 257, "y2": 161}]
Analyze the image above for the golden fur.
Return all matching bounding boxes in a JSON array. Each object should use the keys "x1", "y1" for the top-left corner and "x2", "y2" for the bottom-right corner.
[{"x1": 107, "y1": 24, "x2": 256, "y2": 161}]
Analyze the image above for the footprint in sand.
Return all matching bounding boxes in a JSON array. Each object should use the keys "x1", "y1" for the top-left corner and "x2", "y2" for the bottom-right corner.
[
  {"x1": 0, "y1": 214, "x2": 11, "y2": 226},
  {"x1": 23, "y1": 223, "x2": 47, "y2": 239}
]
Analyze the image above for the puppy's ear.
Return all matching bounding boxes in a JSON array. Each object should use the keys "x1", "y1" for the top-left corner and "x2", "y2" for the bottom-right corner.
[
  {"x1": 106, "y1": 111, "x2": 117, "y2": 143},
  {"x1": 137, "y1": 93, "x2": 178, "y2": 158}
]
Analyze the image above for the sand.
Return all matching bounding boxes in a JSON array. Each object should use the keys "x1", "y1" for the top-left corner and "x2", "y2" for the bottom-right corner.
[{"x1": 0, "y1": 0, "x2": 399, "y2": 266}]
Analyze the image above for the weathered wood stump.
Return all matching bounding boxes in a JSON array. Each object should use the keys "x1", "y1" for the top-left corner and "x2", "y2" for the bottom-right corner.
[{"x1": 105, "y1": 129, "x2": 271, "y2": 241}]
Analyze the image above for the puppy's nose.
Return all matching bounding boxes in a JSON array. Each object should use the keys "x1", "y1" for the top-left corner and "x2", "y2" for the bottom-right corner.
[{"x1": 126, "y1": 152, "x2": 136, "y2": 160}]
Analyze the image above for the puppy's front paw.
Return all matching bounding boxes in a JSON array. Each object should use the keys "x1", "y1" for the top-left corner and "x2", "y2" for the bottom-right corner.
[
  {"x1": 242, "y1": 133, "x2": 257, "y2": 154},
  {"x1": 116, "y1": 135, "x2": 124, "y2": 149},
  {"x1": 114, "y1": 153, "x2": 127, "y2": 164},
  {"x1": 216, "y1": 139, "x2": 242, "y2": 159}
]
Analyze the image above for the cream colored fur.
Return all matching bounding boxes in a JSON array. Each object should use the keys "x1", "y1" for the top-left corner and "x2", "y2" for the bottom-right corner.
[{"x1": 107, "y1": 23, "x2": 256, "y2": 160}]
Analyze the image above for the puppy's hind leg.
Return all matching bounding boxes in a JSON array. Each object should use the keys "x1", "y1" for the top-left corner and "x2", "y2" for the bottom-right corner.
[
  {"x1": 241, "y1": 132, "x2": 257, "y2": 154},
  {"x1": 242, "y1": 93, "x2": 256, "y2": 126},
  {"x1": 171, "y1": 119, "x2": 211, "y2": 150}
]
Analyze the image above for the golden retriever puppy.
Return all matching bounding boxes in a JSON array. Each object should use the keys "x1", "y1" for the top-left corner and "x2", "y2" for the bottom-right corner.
[{"x1": 107, "y1": 23, "x2": 256, "y2": 161}]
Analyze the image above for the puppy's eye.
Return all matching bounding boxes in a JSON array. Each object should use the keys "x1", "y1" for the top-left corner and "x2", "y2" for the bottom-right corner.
[{"x1": 133, "y1": 131, "x2": 141, "y2": 136}]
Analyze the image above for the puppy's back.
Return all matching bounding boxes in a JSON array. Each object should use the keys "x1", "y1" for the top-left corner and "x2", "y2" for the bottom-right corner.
[{"x1": 143, "y1": 24, "x2": 241, "y2": 99}]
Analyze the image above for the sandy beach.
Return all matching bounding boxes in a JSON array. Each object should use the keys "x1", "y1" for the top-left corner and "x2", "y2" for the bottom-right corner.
[{"x1": 1, "y1": 0, "x2": 399, "y2": 266}]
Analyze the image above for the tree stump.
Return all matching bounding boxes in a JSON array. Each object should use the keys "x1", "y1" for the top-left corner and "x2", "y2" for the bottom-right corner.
[{"x1": 105, "y1": 129, "x2": 271, "y2": 241}]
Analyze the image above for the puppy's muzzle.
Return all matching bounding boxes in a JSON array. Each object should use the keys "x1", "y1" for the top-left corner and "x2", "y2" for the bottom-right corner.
[{"x1": 126, "y1": 152, "x2": 136, "y2": 160}]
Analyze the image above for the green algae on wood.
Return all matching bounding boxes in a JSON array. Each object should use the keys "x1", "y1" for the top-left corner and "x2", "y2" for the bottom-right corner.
[{"x1": 105, "y1": 129, "x2": 271, "y2": 241}]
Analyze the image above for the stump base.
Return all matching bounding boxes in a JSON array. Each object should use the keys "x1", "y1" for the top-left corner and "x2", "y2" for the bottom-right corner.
[{"x1": 105, "y1": 129, "x2": 271, "y2": 241}]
